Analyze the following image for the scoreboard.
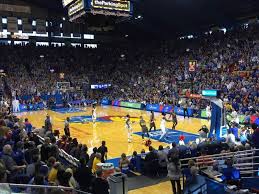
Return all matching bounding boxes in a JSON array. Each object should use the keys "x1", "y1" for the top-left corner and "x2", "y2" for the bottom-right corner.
[
  {"x1": 91, "y1": 84, "x2": 111, "y2": 90},
  {"x1": 62, "y1": 0, "x2": 76, "y2": 7},
  {"x1": 91, "y1": 0, "x2": 131, "y2": 12},
  {"x1": 64, "y1": 0, "x2": 133, "y2": 20},
  {"x1": 68, "y1": 0, "x2": 86, "y2": 17}
]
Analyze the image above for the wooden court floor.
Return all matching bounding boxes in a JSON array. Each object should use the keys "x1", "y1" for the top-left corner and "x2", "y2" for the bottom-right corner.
[
  {"x1": 17, "y1": 106, "x2": 209, "y2": 194},
  {"x1": 17, "y1": 106, "x2": 209, "y2": 158}
]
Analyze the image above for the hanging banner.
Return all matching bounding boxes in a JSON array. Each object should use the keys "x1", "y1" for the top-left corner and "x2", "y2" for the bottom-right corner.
[
  {"x1": 63, "y1": 21, "x2": 72, "y2": 37},
  {"x1": 0, "y1": 17, "x2": 2, "y2": 32},
  {"x1": 0, "y1": 4, "x2": 31, "y2": 13},
  {"x1": 36, "y1": 19, "x2": 46, "y2": 34},
  {"x1": 7, "y1": 17, "x2": 18, "y2": 32},
  {"x1": 22, "y1": 18, "x2": 32, "y2": 33},
  {"x1": 189, "y1": 60, "x2": 197, "y2": 72}
]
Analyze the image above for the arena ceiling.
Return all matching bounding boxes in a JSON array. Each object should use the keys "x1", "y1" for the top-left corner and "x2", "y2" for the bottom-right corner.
[{"x1": 22, "y1": 0, "x2": 259, "y2": 37}]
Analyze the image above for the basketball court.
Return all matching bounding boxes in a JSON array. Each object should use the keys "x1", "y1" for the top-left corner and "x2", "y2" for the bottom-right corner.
[{"x1": 17, "y1": 105, "x2": 210, "y2": 194}]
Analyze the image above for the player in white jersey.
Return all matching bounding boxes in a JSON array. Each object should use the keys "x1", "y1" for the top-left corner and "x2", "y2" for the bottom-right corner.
[
  {"x1": 206, "y1": 104, "x2": 211, "y2": 120},
  {"x1": 125, "y1": 114, "x2": 133, "y2": 143},
  {"x1": 159, "y1": 113, "x2": 168, "y2": 140},
  {"x1": 92, "y1": 104, "x2": 97, "y2": 123}
]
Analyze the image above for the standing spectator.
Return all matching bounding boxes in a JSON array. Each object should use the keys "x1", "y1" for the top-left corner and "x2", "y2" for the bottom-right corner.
[
  {"x1": 24, "y1": 118, "x2": 33, "y2": 134},
  {"x1": 44, "y1": 115, "x2": 52, "y2": 133},
  {"x1": 64, "y1": 117, "x2": 70, "y2": 137},
  {"x1": 88, "y1": 147, "x2": 98, "y2": 170},
  {"x1": 92, "y1": 153, "x2": 102, "y2": 174},
  {"x1": 40, "y1": 137, "x2": 51, "y2": 162},
  {"x1": 251, "y1": 123, "x2": 259, "y2": 149},
  {"x1": 74, "y1": 158, "x2": 93, "y2": 192},
  {"x1": 183, "y1": 101, "x2": 189, "y2": 119},
  {"x1": 92, "y1": 169, "x2": 109, "y2": 194},
  {"x1": 157, "y1": 145, "x2": 168, "y2": 168},
  {"x1": 167, "y1": 155, "x2": 181, "y2": 194},
  {"x1": 97, "y1": 141, "x2": 108, "y2": 163}
]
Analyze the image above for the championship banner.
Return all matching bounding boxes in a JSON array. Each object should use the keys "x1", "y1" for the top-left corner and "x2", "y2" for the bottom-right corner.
[
  {"x1": 0, "y1": 4, "x2": 31, "y2": 13},
  {"x1": 189, "y1": 60, "x2": 197, "y2": 72},
  {"x1": 36, "y1": 19, "x2": 46, "y2": 34},
  {"x1": 7, "y1": 17, "x2": 18, "y2": 32},
  {"x1": 0, "y1": 17, "x2": 2, "y2": 32},
  {"x1": 22, "y1": 18, "x2": 32, "y2": 33}
]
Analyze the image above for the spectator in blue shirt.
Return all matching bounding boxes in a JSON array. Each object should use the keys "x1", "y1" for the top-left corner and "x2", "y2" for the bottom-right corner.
[
  {"x1": 24, "y1": 118, "x2": 32, "y2": 134},
  {"x1": 230, "y1": 123, "x2": 239, "y2": 140}
]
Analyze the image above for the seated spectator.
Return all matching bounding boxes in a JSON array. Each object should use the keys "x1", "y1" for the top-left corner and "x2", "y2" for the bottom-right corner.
[
  {"x1": 157, "y1": 145, "x2": 168, "y2": 168},
  {"x1": 229, "y1": 122, "x2": 239, "y2": 140},
  {"x1": 221, "y1": 158, "x2": 240, "y2": 183},
  {"x1": 240, "y1": 127, "x2": 249, "y2": 145},
  {"x1": 74, "y1": 158, "x2": 93, "y2": 192},
  {"x1": 198, "y1": 125, "x2": 209, "y2": 139},
  {"x1": 226, "y1": 129, "x2": 237, "y2": 146},
  {"x1": 1, "y1": 144, "x2": 26, "y2": 182},
  {"x1": 92, "y1": 169, "x2": 109, "y2": 194},
  {"x1": 119, "y1": 153, "x2": 130, "y2": 174},
  {"x1": 48, "y1": 162, "x2": 61, "y2": 184},
  {"x1": 65, "y1": 168, "x2": 78, "y2": 188},
  {"x1": 92, "y1": 153, "x2": 102, "y2": 174},
  {"x1": 129, "y1": 151, "x2": 141, "y2": 172}
]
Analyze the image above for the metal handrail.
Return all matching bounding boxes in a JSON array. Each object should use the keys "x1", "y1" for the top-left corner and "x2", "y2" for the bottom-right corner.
[
  {"x1": 36, "y1": 133, "x2": 79, "y2": 167},
  {"x1": 180, "y1": 149, "x2": 259, "y2": 162},
  {"x1": 0, "y1": 183, "x2": 91, "y2": 194}
]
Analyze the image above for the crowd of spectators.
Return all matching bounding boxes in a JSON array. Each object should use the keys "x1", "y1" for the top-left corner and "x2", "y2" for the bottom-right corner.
[
  {"x1": 0, "y1": 23, "x2": 258, "y2": 116},
  {"x1": 0, "y1": 113, "x2": 112, "y2": 194},
  {"x1": 0, "y1": 21, "x2": 258, "y2": 194}
]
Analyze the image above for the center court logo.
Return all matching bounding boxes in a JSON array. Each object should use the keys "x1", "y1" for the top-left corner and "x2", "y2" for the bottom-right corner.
[{"x1": 68, "y1": 115, "x2": 139, "y2": 123}]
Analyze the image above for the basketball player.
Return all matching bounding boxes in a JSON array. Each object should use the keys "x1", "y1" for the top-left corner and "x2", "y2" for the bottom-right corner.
[
  {"x1": 206, "y1": 104, "x2": 211, "y2": 120},
  {"x1": 64, "y1": 117, "x2": 70, "y2": 137},
  {"x1": 159, "y1": 113, "x2": 168, "y2": 140},
  {"x1": 149, "y1": 111, "x2": 156, "y2": 131},
  {"x1": 92, "y1": 104, "x2": 97, "y2": 123},
  {"x1": 168, "y1": 111, "x2": 177, "y2": 130},
  {"x1": 125, "y1": 114, "x2": 133, "y2": 143},
  {"x1": 139, "y1": 116, "x2": 150, "y2": 141}
]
